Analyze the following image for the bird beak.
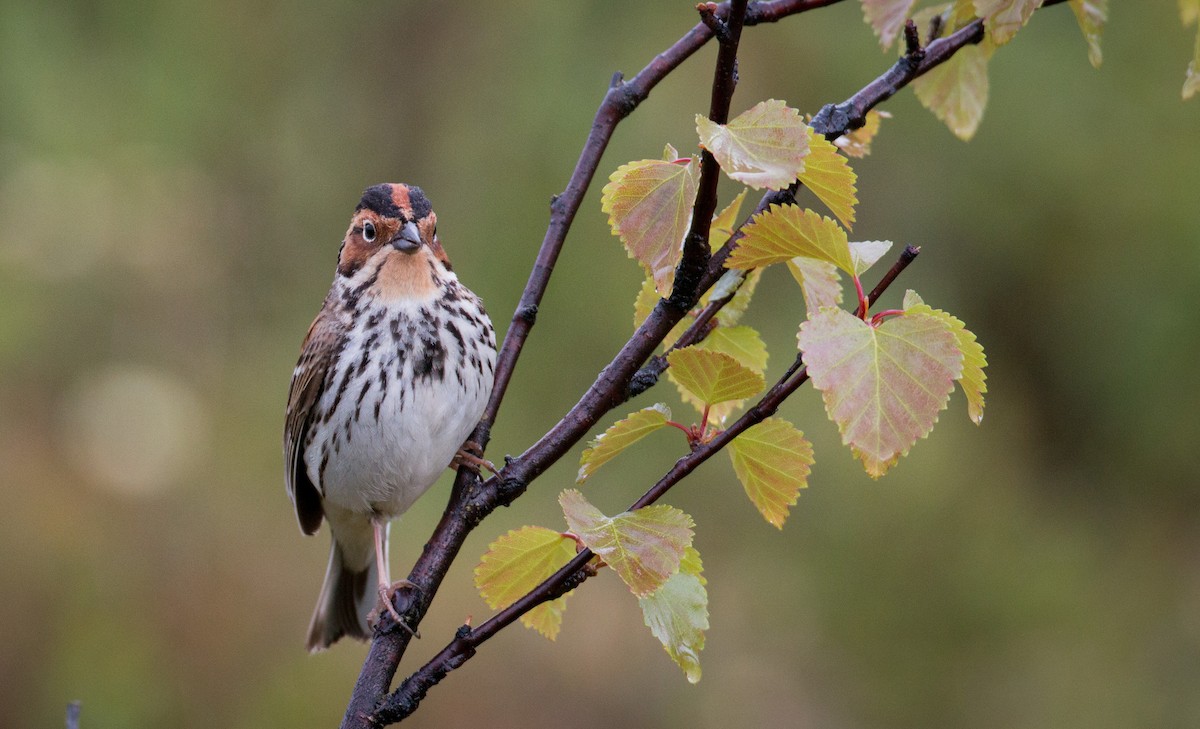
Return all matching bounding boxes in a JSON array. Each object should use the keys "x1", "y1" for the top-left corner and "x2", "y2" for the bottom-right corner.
[{"x1": 391, "y1": 221, "x2": 422, "y2": 253}]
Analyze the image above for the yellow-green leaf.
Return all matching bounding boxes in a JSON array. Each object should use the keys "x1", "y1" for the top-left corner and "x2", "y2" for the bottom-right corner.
[
  {"x1": 709, "y1": 268, "x2": 762, "y2": 327},
  {"x1": 578, "y1": 404, "x2": 673, "y2": 483},
  {"x1": 849, "y1": 240, "x2": 893, "y2": 276},
  {"x1": 860, "y1": 0, "x2": 919, "y2": 49},
  {"x1": 668, "y1": 326, "x2": 769, "y2": 423},
  {"x1": 903, "y1": 291, "x2": 988, "y2": 424},
  {"x1": 696, "y1": 100, "x2": 810, "y2": 190},
  {"x1": 667, "y1": 347, "x2": 765, "y2": 406},
  {"x1": 974, "y1": 0, "x2": 1042, "y2": 45},
  {"x1": 633, "y1": 276, "x2": 658, "y2": 330},
  {"x1": 559, "y1": 490, "x2": 694, "y2": 598},
  {"x1": 1068, "y1": 0, "x2": 1107, "y2": 68},
  {"x1": 474, "y1": 526, "x2": 578, "y2": 640},
  {"x1": 638, "y1": 546, "x2": 708, "y2": 683},
  {"x1": 834, "y1": 110, "x2": 890, "y2": 158},
  {"x1": 602, "y1": 156, "x2": 700, "y2": 296},
  {"x1": 728, "y1": 418, "x2": 814, "y2": 528},
  {"x1": 913, "y1": 43, "x2": 990, "y2": 141},
  {"x1": 710, "y1": 189, "x2": 749, "y2": 251},
  {"x1": 799, "y1": 127, "x2": 858, "y2": 229},
  {"x1": 703, "y1": 325, "x2": 768, "y2": 373},
  {"x1": 726, "y1": 203, "x2": 853, "y2": 274},
  {"x1": 787, "y1": 257, "x2": 844, "y2": 312},
  {"x1": 798, "y1": 307, "x2": 963, "y2": 478}
]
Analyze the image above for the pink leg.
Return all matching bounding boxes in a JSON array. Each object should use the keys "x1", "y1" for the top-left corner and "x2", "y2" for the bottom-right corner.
[{"x1": 371, "y1": 517, "x2": 420, "y2": 637}]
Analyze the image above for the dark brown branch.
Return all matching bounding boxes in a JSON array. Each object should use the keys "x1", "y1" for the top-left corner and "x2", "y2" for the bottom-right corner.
[
  {"x1": 340, "y1": 3, "x2": 844, "y2": 726},
  {"x1": 670, "y1": 0, "x2": 749, "y2": 309},
  {"x1": 372, "y1": 244, "x2": 922, "y2": 724}
]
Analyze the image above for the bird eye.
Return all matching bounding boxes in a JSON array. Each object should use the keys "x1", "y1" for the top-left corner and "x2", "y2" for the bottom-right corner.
[{"x1": 362, "y1": 221, "x2": 377, "y2": 242}]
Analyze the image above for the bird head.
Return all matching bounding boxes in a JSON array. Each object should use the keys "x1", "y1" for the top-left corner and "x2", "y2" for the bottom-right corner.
[{"x1": 337, "y1": 183, "x2": 452, "y2": 284}]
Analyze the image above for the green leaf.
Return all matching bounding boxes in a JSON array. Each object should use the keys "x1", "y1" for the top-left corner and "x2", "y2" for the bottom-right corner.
[
  {"x1": 702, "y1": 325, "x2": 768, "y2": 373},
  {"x1": 787, "y1": 257, "x2": 844, "y2": 312},
  {"x1": 728, "y1": 418, "x2": 814, "y2": 528},
  {"x1": 602, "y1": 156, "x2": 700, "y2": 295},
  {"x1": 834, "y1": 110, "x2": 890, "y2": 159},
  {"x1": 798, "y1": 307, "x2": 963, "y2": 478},
  {"x1": 667, "y1": 326, "x2": 769, "y2": 424},
  {"x1": 974, "y1": 0, "x2": 1042, "y2": 45},
  {"x1": 633, "y1": 275, "x2": 658, "y2": 330},
  {"x1": 799, "y1": 127, "x2": 858, "y2": 229},
  {"x1": 474, "y1": 526, "x2": 578, "y2": 640},
  {"x1": 903, "y1": 291, "x2": 988, "y2": 424},
  {"x1": 913, "y1": 43, "x2": 990, "y2": 141},
  {"x1": 667, "y1": 347, "x2": 766, "y2": 406},
  {"x1": 710, "y1": 268, "x2": 762, "y2": 327},
  {"x1": 710, "y1": 189, "x2": 749, "y2": 251},
  {"x1": 1068, "y1": 0, "x2": 1107, "y2": 68},
  {"x1": 860, "y1": 0, "x2": 919, "y2": 49},
  {"x1": 726, "y1": 203, "x2": 853, "y2": 274},
  {"x1": 559, "y1": 490, "x2": 694, "y2": 598},
  {"x1": 849, "y1": 240, "x2": 893, "y2": 276},
  {"x1": 638, "y1": 546, "x2": 708, "y2": 683},
  {"x1": 578, "y1": 404, "x2": 673, "y2": 483},
  {"x1": 696, "y1": 100, "x2": 810, "y2": 190}
]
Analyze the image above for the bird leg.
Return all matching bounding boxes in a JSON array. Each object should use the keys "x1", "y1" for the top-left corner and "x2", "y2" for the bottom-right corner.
[
  {"x1": 368, "y1": 517, "x2": 421, "y2": 638},
  {"x1": 451, "y1": 439, "x2": 497, "y2": 475}
]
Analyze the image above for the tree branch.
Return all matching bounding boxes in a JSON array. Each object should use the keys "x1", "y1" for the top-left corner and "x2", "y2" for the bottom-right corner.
[
  {"x1": 340, "y1": 3, "x2": 844, "y2": 726},
  {"x1": 371, "y1": 244, "x2": 922, "y2": 724}
]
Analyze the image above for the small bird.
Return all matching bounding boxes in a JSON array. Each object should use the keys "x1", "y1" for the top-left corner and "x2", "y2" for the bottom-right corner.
[{"x1": 284, "y1": 183, "x2": 496, "y2": 651}]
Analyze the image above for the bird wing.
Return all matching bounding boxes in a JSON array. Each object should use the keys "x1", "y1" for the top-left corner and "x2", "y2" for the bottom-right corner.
[{"x1": 284, "y1": 304, "x2": 342, "y2": 535}]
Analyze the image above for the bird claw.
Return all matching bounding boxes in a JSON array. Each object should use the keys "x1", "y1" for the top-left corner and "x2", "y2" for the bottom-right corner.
[
  {"x1": 369, "y1": 579, "x2": 422, "y2": 639},
  {"x1": 451, "y1": 441, "x2": 497, "y2": 476}
]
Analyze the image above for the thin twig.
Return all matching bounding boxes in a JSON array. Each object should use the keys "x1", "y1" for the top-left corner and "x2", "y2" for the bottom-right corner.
[
  {"x1": 372, "y1": 244, "x2": 921, "y2": 723},
  {"x1": 339, "y1": 3, "x2": 844, "y2": 726}
]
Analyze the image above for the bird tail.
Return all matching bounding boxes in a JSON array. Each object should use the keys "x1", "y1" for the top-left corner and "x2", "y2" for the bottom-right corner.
[{"x1": 306, "y1": 534, "x2": 378, "y2": 652}]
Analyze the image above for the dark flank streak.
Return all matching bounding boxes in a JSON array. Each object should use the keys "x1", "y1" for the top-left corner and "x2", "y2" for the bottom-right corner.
[{"x1": 444, "y1": 320, "x2": 465, "y2": 356}]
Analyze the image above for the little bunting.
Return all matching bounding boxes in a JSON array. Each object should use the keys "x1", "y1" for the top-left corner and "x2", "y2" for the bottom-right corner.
[{"x1": 284, "y1": 183, "x2": 496, "y2": 650}]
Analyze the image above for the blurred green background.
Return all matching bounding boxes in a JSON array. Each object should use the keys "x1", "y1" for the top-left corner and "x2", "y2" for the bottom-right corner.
[{"x1": 2, "y1": 1, "x2": 1198, "y2": 727}]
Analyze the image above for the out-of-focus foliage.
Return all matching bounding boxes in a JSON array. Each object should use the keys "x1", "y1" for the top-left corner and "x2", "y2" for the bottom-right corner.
[{"x1": 2, "y1": 1, "x2": 1199, "y2": 728}]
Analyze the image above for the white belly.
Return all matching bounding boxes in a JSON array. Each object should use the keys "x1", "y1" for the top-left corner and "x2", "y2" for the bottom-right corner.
[{"x1": 303, "y1": 294, "x2": 494, "y2": 518}]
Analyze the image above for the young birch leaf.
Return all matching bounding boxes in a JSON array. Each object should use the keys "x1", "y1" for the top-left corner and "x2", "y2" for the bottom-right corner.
[
  {"x1": 787, "y1": 257, "x2": 844, "y2": 312},
  {"x1": 1068, "y1": 0, "x2": 1107, "y2": 68},
  {"x1": 710, "y1": 189, "x2": 749, "y2": 251},
  {"x1": 578, "y1": 404, "x2": 673, "y2": 483},
  {"x1": 834, "y1": 110, "x2": 890, "y2": 158},
  {"x1": 633, "y1": 276, "x2": 658, "y2": 330},
  {"x1": 903, "y1": 291, "x2": 988, "y2": 424},
  {"x1": 849, "y1": 240, "x2": 893, "y2": 276},
  {"x1": 974, "y1": 0, "x2": 1042, "y2": 45},
  {"x1": 668, "y1": 332, "x2": 765, "y2": 423},
  {"x1": 798, "y1": 308, "x2": 962, "y2": 478},
  {"x1": 913, "y1": 43, "x2": 990, "y2": 141},
  {"x1": 711, "y1": 268, "x2": 762, "y2": 327},
  {"x1": 728, "y1": 418, "x2": 814, "y2": 528},
  {"x1": 696, "y1": 100, "x2": 810, "y2": 190},
  {"x1": 474, "y1": 526, "x2": 578, "y2": 640},
  {"x1": 703, "y1": 325, "x2": 769, "y2": 373},
  {"x1": 559, "y1": 490, "x2": 694, "y2": 598},
  {"x1": 639, "y1": 546, "x2": 708, "y2": 683},
  {"x1": 860, "y1": 0, "x2": 919, "y2": 49},
  {"x1": 799, "y1": 127, "x2": 858, "y2": 230},
  {"x1": 602, "y1": 156, "x2": 699, "y2": 295},
  {"x1": 667, "y1": 347, "x2": 766, "y2": 406},
  {"x1": 726, "y1": 203, "x2": 853, "y2": 274}
]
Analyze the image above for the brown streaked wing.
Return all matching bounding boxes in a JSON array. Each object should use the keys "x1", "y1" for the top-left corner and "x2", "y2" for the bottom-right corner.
[{"x1": 284, "y1": 305, "x2": 342, "y2": 535}]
